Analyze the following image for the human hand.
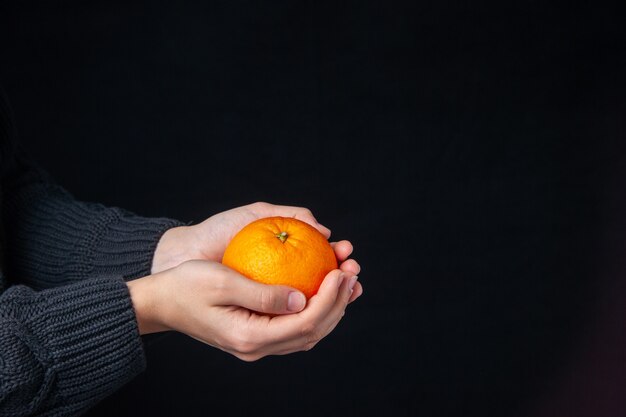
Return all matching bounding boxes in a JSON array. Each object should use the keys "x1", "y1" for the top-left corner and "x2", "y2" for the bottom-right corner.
[
  {"x1": 127, "y1": 260, "x2": 363, "y2": 361},
  {"x1": 151, "y1": 202, "x2": 360, "y2": 278}
]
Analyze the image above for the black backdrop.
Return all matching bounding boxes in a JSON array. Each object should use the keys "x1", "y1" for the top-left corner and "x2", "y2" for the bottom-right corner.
[{"x1": 1, "y1": 2, "x2": 625, "y2": 417}]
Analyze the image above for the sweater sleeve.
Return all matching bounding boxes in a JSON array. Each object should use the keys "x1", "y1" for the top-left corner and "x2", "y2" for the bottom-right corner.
[
  {"x1": 0, "y1": 275, "x2": 145, "y2": 417},
  {"x1": 1, "y1": 146, "x2": 185, "y2": 289}
]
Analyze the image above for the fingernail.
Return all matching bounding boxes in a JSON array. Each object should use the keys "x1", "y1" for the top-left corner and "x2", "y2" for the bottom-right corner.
[
  {"x1": 287, "y1": 292, "x2": 306, "y2": 312},
  {"x1": 348, "y1": 275, "x2": 358, "y2": 291}
]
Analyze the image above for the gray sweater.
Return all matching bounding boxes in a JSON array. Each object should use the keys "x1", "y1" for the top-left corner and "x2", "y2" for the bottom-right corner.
[{"x1": 0, "y1": 88, "x2": 184, "y2": 416}]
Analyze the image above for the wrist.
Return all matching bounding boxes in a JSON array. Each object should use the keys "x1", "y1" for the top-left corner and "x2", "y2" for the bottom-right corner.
[
  {"x1": 127, "y1": 275, "x2": 169, "y2": 335},
  {"x1": 152, "y1": 225, "x2": 198, "y2": 274}
]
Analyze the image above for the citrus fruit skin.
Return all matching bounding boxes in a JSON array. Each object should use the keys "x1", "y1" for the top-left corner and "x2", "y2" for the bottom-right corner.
[{"x1": 221, "y1": 216, "x2": 338, "y2": 299}]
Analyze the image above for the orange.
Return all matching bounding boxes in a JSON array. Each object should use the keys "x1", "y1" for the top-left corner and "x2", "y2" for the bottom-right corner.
[{"x1": 222, "y1": 216, "x2": 338, "y2": 299}]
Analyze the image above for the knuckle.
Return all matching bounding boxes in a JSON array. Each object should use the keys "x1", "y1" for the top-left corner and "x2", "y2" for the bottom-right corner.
[
  {"x1": 309, "y1": 331, "x2": 323, "y2": 345},
  {"x1": 229, "y1": 329, "x2": 257, "y2": 355},
  {"x1": 300, "y1": 323, "x2": 322, "y2": 346},
  {"x1": 259, "y1": 289, "x2": 278, "y2": 313},
  {"x1": 252, "y1": 201, "x2": 269, "y2": 210},
  {"x1": 236, "y1": 352, "x2": 263, "y2": 362},
  {"x1": 236, "y1": 341, "x2": 257, "y2": 355},
  {"x1": 303, "y1": 340, "x2": 318, "y2": 352},
  {"x1": 300, "y1": 322, "x2": 316, "y2": 338}
]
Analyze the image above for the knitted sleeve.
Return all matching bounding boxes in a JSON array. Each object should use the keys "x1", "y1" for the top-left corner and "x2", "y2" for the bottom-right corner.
[
  {"x1": 1, "y1": 146, "x2": 185, "y2": 289},
  {"x1": 0, "y1": 86, "x2": 175, "y2": 416},
  {"x1": 0, "y1": 275, "x2": 146, "y2": 417}
]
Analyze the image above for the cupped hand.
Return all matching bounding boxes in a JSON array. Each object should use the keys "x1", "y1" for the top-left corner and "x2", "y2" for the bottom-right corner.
[
  {"x1": 151, "y1": 202, "x2": 361, "y2": 280},
  {"x1": 128, "y1": 260, "x2": 363, "y2": 361}
]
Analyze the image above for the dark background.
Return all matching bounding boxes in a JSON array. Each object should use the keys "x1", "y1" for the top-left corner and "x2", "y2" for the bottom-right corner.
[{"x1": 1, "y1": 1, "x2": 625, "y2": 416}]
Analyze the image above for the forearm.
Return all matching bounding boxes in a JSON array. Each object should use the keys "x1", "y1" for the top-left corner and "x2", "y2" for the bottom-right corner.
[
  {"x1": 2, "y1": 180, "x2": 183, "y2": 288},
  {"x1": 0, "y1": 277, "x2": 146, "y2": 416},
  {"x1": 1, "y1": 150, "x2": 184, "y2": 288}
]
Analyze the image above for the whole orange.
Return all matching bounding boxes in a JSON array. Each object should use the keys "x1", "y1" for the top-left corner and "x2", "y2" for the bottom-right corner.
[{"x1": 221, "y1": 216, "x2": 338, "y2": 299}]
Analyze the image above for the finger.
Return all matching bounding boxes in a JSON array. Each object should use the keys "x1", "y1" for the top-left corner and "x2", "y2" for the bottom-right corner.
[
  {"x1": 260, "y1": 272, "x2": 357, "y2": 356},
  {"x1": 270, "y1": 204, "x2": 332, "y2": 238},
  {"x1": 216, "y1": 272, "x2": 307, "y2": 315},
  {"x1": 244, "y1": 275, "x2": 360, "y2": 359},
  {"x1": 298, "y1": 269, "x2": 345, "y2": 322},
  {"x1": 330, "y1": 240, "x2": 353, "y2": 262},
  {"x1": 313, "y1": 223, "x2": 331, "y2": 239},
  {"x1": 313, "y1": 273, "x2": 356, "y2": 338},
  {"x1": 257, "y1": 269, "x2": 345, "y2": 344},
  {"x1": 348, "y1": 281, "x2": 363, "y2": 303},
  {"x1": 339, "y1": 258, "x2": 360, "y2": 275}
]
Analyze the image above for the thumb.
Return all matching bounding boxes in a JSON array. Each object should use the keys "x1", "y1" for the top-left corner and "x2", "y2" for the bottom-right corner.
[{"x1": 218, "y1": 273, "x2": 307, "y2": 315}]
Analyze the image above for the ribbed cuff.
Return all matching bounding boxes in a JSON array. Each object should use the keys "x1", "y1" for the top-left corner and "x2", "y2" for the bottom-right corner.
[
  {"x1": 88, "y1": 209, "x2": 184, "y2": 281},
  {"x1": 28, "y1": 276, "x2": 146, "y2": 413},
  {"x1": 3, "y1": 182, "x2": 184, "y2": 285}
]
